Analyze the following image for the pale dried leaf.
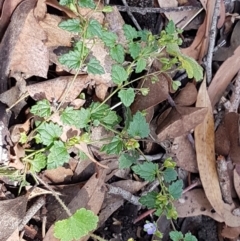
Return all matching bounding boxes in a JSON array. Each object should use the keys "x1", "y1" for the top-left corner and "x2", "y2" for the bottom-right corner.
[{"x1": 233, "y1": 167, "x2": 240, "y2": 200}]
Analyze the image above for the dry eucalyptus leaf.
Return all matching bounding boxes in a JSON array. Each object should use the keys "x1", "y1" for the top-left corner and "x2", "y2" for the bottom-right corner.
[
  {"x1": 27, "y1": 75, "x2": 90, "y2": 102},
  {"x1": 156, "y1": 106, "x2": 207, "y2": 141},
  {"x1": 221, "y1": 225, "x2": 240, "y2": 239},
  {"x1": 215, "y1": 121, "x2": 230, "y2": 156},
  {"x1": 171, "y1": 134, "x2": 198, "y2": 173},
  {"x1": 174, "y1": 83, "x2": 198, "y2": 106},
  {"x1": 131, "y1": 73, "x2": 170, "y2": 114}
]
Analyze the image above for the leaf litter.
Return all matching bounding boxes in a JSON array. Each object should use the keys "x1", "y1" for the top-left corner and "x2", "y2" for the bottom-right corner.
[{"x1": 1, "y1": 0, "x2": 240, "y2": 240}]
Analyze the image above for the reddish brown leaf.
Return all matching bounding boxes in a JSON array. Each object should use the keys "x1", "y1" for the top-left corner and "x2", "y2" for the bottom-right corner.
[{"x1": 156, "y1": 106, "x2": 207, "y2": 141}]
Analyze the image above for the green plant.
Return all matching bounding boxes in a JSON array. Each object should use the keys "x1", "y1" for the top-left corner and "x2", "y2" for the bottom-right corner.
[{"x1": 0, "y1": 1, "x2": 204, "y2": 240}]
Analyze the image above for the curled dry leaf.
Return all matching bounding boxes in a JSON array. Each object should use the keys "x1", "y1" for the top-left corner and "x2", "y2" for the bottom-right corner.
[
  {"x1": 208, "y1": 45, "x2": 240, "y2": 107},
  {"x1": 221, "y1": 225, "x2": 240, "y2": 239},
  {"x1": 156, "y1": 106, "x2": 207, "y2": 142},
  {"x1": 27, "y1": 75, "x2": 90, "y2": 102},
  {"x1": 131, "y1": 73, "x2": 169, "y2": 114},
  {"x1": 195, "y1": 79, "x2": 240, "y2": 227},
  {"x1": 171, "y1": 134, "x2": 198, "y2": 173},
  {"x1": 174, "y1": 83, "x2": 198, "y2": 106}
]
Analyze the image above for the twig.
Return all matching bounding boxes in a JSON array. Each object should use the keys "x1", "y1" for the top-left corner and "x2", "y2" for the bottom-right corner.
[
  {"x1": 138, "y1": 153, "x2": 165, "y2": 161},
  {"x1": 206, "y1": 0, "x2": 221, "y2": 84},
  {"x1": 18, "y1": 196, "x2": 45, "y2": 231},
  {"x1": 120, "y1": 0, "x2": 141, "y2": 30},
  {"x1": 115, "y1": 5, "x2": 202, "y2": 15},
  {"x1": 229, "y1": 70, "x2": 240, "y2": 112},
  {"x1": 106, "y1": 184, "x2": 141, "y2": 206},
  {"x1": 216, "y1": 155, "x2": 233, "y2": 204},
  {"x1": 133, "y1": 209, "x2": 156, "y2": 223}
]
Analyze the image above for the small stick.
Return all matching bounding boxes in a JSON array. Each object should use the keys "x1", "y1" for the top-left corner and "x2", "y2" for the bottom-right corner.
[
  {"x1": 106, "y1": 184, "x2": 141, "y2": 206},
  {"x1": 121, "y1": 0, "x2": 141, "y2": 30},
  {"x1": 229, "y1": 70, "x2": 240, "y2": 112},
  {"x1": 216, "y1": 155, "x2": 233, "y2": 204},
  {"x1": 206, "y1": 0, "x2": 221, "y2": 84},
  {"x1": 133, "y1": 208, "x2": 156, "y2": 223},
  {"x1": 115, "y1": 5, "x2": 202, "y2": 15},
  {"x1": 18, "y1": 196, "x2": 46, "y2": 231}
]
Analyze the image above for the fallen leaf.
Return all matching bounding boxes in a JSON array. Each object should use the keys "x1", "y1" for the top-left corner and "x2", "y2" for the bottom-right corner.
[
  {"x1": 131, "y1": 73, "x2": 169, "y2": 114},
  {"x1": 156, "y1": 106, "x2": 207, "y2": 141},
  {"x1": 27, "y1": 75, "x2": 90, "y2": 102},
  {"x1": 233, "y1": 167, "x2": 240, "y2": 200},
  {"x1": 221, "y1": 225, "x2": 240, "y2": 239},
  {"x1": 171, "y1": 134, "x2": 198, "y2": 173},
  {"x1": 208, "y1": 45, "x2": 240, "y2": 107},
  {"x1": 175, "y1": 189, "x2": 224, "y2": 222},
  {"x1": 174, "y1": 83, "x2": 198, "y2": 106}
]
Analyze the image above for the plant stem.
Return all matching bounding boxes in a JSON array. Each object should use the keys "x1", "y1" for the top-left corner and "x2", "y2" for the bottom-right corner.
[{"x1": 90, "y1": 233, "x2": 108, "y2": 241}]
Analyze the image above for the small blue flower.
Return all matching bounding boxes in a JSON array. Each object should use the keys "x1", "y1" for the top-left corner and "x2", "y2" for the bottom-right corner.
[{"x1": 144, "y1": 222, "x2": 157, "y2": 235}]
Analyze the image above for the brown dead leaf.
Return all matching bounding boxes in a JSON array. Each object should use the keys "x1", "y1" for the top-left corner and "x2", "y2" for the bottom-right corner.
[
  {"x1": 0, "y1": 0, "x2": 24, "y2": 40},
  {"x1": 175, "y1": 189, "x2": 224, "y2": 222},
  {"x1": 217, "y1": 0, "x2": 226, "y2": 29},
  {"x1": 174, "y1": 83, "x2": 198, "y2": 106},
  {"x1": 27, "y1": 75, "x2": 90, "y2": 102},
  {"x1": 43, "y1": 170, "x2": 106, "y2": 241},
  {"x1": 131, "y1": 73, "x2": 169, "y2": 114},
  {"x1": 39, "y1": 14, "x2": 73, "y2": 47},
  {"x1": 0, "y1": 195, "x2": 28, "y2": 241},
  {"x1": 215, "y1": 121, "x2": 230, "y2": 156},
  {"x1": 195, "y1": 79, "x2": 240, "y2": 227},
  {"x1": 44, "y1": 166, "x2": 73, "y2": 184},
  {"x1": 195, "y1": 78, "x2": 224, "y2": 217},
  {"x1": 221, "y1": 225, "x2": 240, "y2": 239},
  {"x1": 208, "y1": 45, "x2": 240, "y2": 107},
  {"x1": 171, "y1": 134, "x2": 198, "y2": 173},
  {"x1": 156, "y1": 106, "x2": 207, "y2": 142},
  {"x1": 34, "y1": 0, "x2": 47, "y2": 20},
  {"x1": 7, "y1": 0, "x2": 49, "y2": 79}
]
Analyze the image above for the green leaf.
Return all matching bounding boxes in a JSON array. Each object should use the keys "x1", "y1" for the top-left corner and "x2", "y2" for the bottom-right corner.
[
  {"x1": 100, "y1": 111, "x2": 119, "y2": 127},
  {"x1": 75, "y1": 41, "x2": 89, "y2": 57},
  {"x1": 163, "y1": 168, "x2": 178, "y2": 183},
  {"x1": 102, "y1": 5, "x2": 113, "y2": 12},
  {"x1": 101, "y1": 31, "x2": 117, "y2": 47},
  {"x1": 59, "y1": 0, "x2": 72, "y2": 5},
  {"x1": 111, "y1": 64, "x2": 128, "y2": 85},
  {"x1": 135, "y1": 58, "x2": 147, "y2": 73},
  {"x1": 169, "y1": 231, "x2": 184, "y2": 241},
  {"x1": 139, "y1": 191, "x2": 158, "y2": 208},
  {"x1": 59, "y1": 50, "x2": 81, "y2": 69},
  {"x1": 101, "y1": 136, "x2": 124, "y2": 155},
  {"x1": 166, "y1": 20, "x2": 176, "y2": 35},
  {"x1": 61, "y1": 107, "x2": 79, "y2": 126},
  {"x1": 58, "y1": 19, "x2": 81, "y2": 33},
  {"x1": 54, "y1": 208, "x2": 98, "y2": 241},
  {"x1": 86, "y1": 19, "x2": 102, "y2": 38},
  {"x1": 37, "y1": 122, "x2": 62, "y2": 146},
  {"x1": 127, "y1": 111, "x2": 150, "y2": 138},
  {"x1": 30, "y1": 100, "x2": 51, "y2": 118},
  {"x1": 47, "y1": 141, "x2": 70, "y2": 169},
  {"x1": 166, "y1": 43, "x2": 181, "y2": 56},
  {"x1": 78, "y1": 0, "x2": 95, "y2": 9},
  {"x1": 132, "y1": 162, "x2": 158, "y2": 181},
  {"x1": 178, "y1": 55, "x2": 203, "y2": 82},
  {"x1": 87, "y1": 57, "x2": 105, "y2": 75},
  {"x1": 129, "y1": 42, "x2": 141, "y2": 59},
  {"x1": 184, "y1": 233, "x2": 198, "y2": 241},
  {"x1": 78, "y1": 151, "x2": 88, "y2": 160},
  {"x1": 169, "y1": 180, "x2": 183, "y2": 200},
  {"x1": 123, "y1": 24, "x2": 138, "y2": 41},
  {"x1": 172, "y1": 80, "x2": 181, "y2": 91},
  {"x1": 110, "y1": 44, "x2": 125, "y2": 63},
  {"x1": 30, "y1": 153, "x2": 47, "y2": 172},
  {"x1": 78, "y1": 108, "x2": 91, "y2": 128},
  {"x1": 119, "y1": 153, "x2": 136, "y2": 169},
  {"x1": 118, "y1": 88, "x2": 135, "y2": 107}
]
